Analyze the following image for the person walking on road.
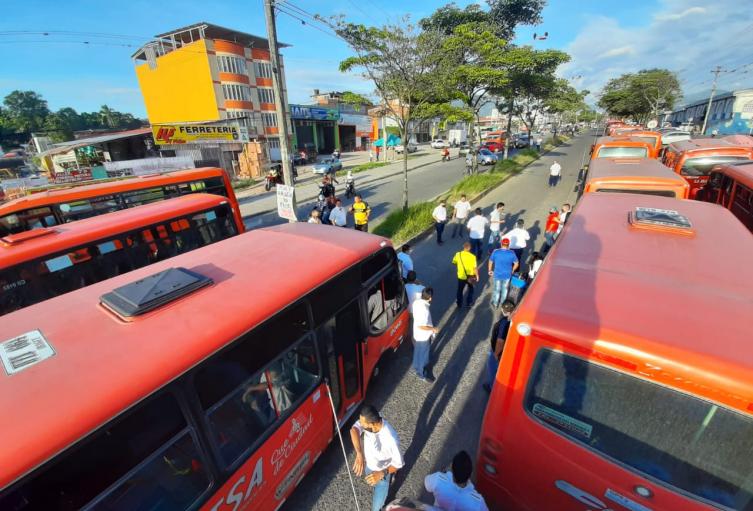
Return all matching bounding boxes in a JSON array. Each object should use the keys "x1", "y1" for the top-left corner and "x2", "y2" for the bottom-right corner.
[
  {"x1": 404, "y1": 271, "x2": 425, "y2": 307},
  {"x1": 351, "y1": 405, "x2": 404, "y2": 511},
  {"x1": 543, "y1": 206, "x2": 561, "y2": 251},
  {"x1": 452, "y1": 242, "x2": 478, "y2": 309},
  {"x1": 556, "y1": 203, "x2": 571, "y2": 238},
  {"x1": 549, "y1": 160, "x2": 562, "y2": 187},
  {"x1": 487, "y1": 202, "x2": 505, "y2": 253},
  {"x1": 467, "y1": 208, "x2": 489, "y2": 260},
  {"x1": 411, "y1": 287, "x2": 438, "y2": 382},
  {"x1": 432, "y1": 200, "x2": 448, "y2": 245},
  {"x1": 503, "y1": 219, "x2": 530, "y2": 264},
  {"x1": 488, "y1": 238, "x2": 519, "y2": 307},
  {"x1": 350, "y1": 194, "x2": 371, "y2": 232},
  {"x1": 484, "y1": 301, "x2": 514, "y2": 392},
  {"x1": 424, "y1": 450, "x2": 490, "y2": 511},
  {"x1": 534, "y1": 134, "x2": 543, "y2": 152},
  {"x1": 369, "y1": 149, "x2": 374, "y2": 162},
  {"x1": 329, "y1": 198, "x2": 347, "y2": 227},
  {"x1": 397, "y1": 244, "x2": 414, "y2": 280},
  {"x1": 451, "y1": 194, "x2": 472, "y2": 238}
]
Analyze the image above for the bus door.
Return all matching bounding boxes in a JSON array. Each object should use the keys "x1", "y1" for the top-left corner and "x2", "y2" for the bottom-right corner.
[{"x1": 316, "y1": 300, "x2": 364, "y2": 422}]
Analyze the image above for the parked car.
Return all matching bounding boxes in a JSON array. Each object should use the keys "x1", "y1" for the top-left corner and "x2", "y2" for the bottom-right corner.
[
  {"x1": 312, "y1": 156, "x2": 342, "y2": 174},
  {"x1": 431, "y1": 138, "x2": 448, "y2": 149},
  {"x1": 395, "y1": 142, "x2": 418, "y2": 154},
  {"x1": 478, "y1": 148, "x2": 498, "y2": 165},
  {"x1": 483, "y1": 141, "x2": 504, "y2": 153},
  {"x1": 514, "y1": 133, "x2": 530, "y2": 148},
  {"x1": 660, "y1": 131, "x2": 692, "y2": 146},
  {"x1": 458, "y1": 142, "x2": 471, "y2": 155}
]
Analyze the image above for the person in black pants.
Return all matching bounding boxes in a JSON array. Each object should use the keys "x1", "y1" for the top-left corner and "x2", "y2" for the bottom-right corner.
[{"x1": 432, "y1": 200, "x2": 448, "y2": 245}]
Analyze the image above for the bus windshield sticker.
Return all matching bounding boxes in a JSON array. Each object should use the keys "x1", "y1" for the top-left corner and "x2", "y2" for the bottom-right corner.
[
  {"x1": 205, "y1": 210, "x2": 217, "y2": 221},
  {"x1": 605, "y1": 488, "x2": 653, "y2": 511},
  {"x1": 533, "y1": 403, "x2": 593, "y2": 439},
  {"x1": 45, "y1": 254, "x2": 73, "y2": 273},
  {"x1": 97, "y1": 241, "x2": 117, "y2": 254},
  {"x1": 0, "y1": 330, "x2": 55, "y2": 376}
]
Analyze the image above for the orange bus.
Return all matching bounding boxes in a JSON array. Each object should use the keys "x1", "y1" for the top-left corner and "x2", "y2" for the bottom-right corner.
[
  {"x1": 590, "y1": 136, "x2": 654, "y2": 160},
  {"x1": 662, "y1": 139, "x2": 752, "y2": 199},
  {"x1": 626, "y1": 130, "x2": 662, "y2": 158},
  {"x1": 477, "y1": 193, "x2": 753, "y2": 511},
  {"x1": 484, "y1": 130, "x2": 507, "y2": 147},
  {"x1": 583, "y1": 158, "x2": 689, "y2": 198},
  {"x1": 697, "y1": 161, "x2": 753, "y2": 232},
  {"x1": 0, "y1": 224, "x2": 409, "y2": 511},
  {"x1": 0, "y1": 167, "x2": 244, "y2": 236},
  {"x1": 0, "y1": 193, "x2": 241, "y2": 316}
]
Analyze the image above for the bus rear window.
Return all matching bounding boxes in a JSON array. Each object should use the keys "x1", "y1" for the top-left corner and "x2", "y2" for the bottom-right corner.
[
  {"x1": 596, "y1": 146, "x2": 648, "y2": 158},
  {"x1": 631, "y1": 136, "x2": 657, "y2": 146},
  {"x1": 525, "y1": 349, "x2": 753, "y2": 510},
  {"x1": 595, "y1": 188, "x2": 677, "y2": 198},
  {"x1": 681, "y1": 156, "x2": 750, "y2": 176}
]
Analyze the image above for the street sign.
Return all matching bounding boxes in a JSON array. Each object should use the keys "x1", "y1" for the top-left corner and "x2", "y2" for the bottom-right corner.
[
  {"x1": 276, "y1": 184, "x2": 297, "y2": 221},
  {"x1": 151, "y1": 122, "x2": 249, "y2": 145}
]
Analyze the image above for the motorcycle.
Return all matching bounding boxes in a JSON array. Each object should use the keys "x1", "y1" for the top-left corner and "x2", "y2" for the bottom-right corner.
[
  {"x1": 332, "y1": 149, "x2": 341, "y2": 159},
  {"x1": 317, "y1": 182, "x2": 337, "y2": 224},
  {"x1": 345, "y1": 177, "x2": 355, "y2": 199},
  {"x1": 441, "y1": 150, "x2": 451, "y2": 162},
  {"x1": 264, "y1": 165, "x2": 283, "y2": 191}
]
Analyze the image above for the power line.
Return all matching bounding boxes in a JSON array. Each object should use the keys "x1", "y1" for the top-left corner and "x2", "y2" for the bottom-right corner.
[{"x1": 274, "y1": 4, "x2": 343, "y2": 41}]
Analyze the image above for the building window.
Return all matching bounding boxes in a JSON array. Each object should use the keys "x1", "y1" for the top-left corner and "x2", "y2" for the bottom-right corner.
[
  {"x1": 258, "y1": 88, "x2": 275, "y2": 104},
  {"x1": 261, "y1": 113, "x2": 278, "y2": 127},
  {"x1": 222, "y1": 84, "x2": 250, "y2": 102},
  {"x1": 267, "y1": 138, "x2": 280, "y2": 148},
  {"x1": 226, "y1": 111, "x2": 250, "y2": 127},
  {"x1": 218, "y1": 55, "x2": 247, "y2": 75},
  {"x1": 254, "y1": 61, "x2": 273, "y2": 79}
]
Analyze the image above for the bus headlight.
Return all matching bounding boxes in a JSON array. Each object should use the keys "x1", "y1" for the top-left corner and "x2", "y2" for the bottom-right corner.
[{"x1": 516, "y1": 323, "x2": 531, "y2": 336}]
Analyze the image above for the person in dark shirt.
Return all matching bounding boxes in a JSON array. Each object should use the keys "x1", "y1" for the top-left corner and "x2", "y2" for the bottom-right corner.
[{"x1": 484, "y1": 301, "x2": 515, "y2": 392}]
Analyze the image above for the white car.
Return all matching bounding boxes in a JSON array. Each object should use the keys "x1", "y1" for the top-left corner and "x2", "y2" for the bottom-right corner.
[
  {"x1": 431, "y1": 139, "x2": 448, "y2": 149},
  {"x1": 661, "y1": 131, "x2": 692, "y2": 146},
  {"x1": 395, "y1": 142, "x2": 418, "y2": 154}
]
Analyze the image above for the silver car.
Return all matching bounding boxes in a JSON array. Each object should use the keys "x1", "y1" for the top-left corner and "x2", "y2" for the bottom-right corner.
[
  {"x1": 477, "y1": 148, "x2": 498, "y2": 165},
  {"x1": 395, "y1": 142, "x2": 418, "y2": 154},
  {"x1": 312, "y1": 157, "x2": 343, "y2": 175}
]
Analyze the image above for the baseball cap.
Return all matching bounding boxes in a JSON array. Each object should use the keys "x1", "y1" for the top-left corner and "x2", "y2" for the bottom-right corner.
[{"x1": 501, "y1": 238, "x2": 510, "y2": 246}]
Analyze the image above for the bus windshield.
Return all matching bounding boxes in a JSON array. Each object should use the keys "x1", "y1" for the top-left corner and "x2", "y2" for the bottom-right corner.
[
  {"x1": 631, "y1": 136, "x2": 658, "y2": 147},
  {"x1": 596, "y1": 146, "x2": 648, "y2": 158},
  {"x1": 0, "y1": 203, "x2": 237, "y2": 316},
  {"x1": 526, "y1": 349, "x2": 753, "y2": 510},
  {"x1": 594, "y1": 188, "x2": 677, "y2": 197},
  {"x1": 681, "y1": 156, "x2": 750, "y2": 176}
]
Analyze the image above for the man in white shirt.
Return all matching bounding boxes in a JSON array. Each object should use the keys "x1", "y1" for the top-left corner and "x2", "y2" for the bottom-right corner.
[
  {"x1": 466, "y1": 208, "x2": 489, "y2": 260},
  {"x1": 424, "y1": 450, "x2": 489, "y2": 511},
  {"x1": 397, "y1": 244, "x2": 414, "y2": 279},
  {"x1": 404, "y1": 271, "x2": 425, "y2": 307},
  {"x1": 411, "y1": 287, "x2": 438, "y2": 382},
  {"x1": 556, "y1": 202, "x2": 571, "y2": 238},
  {"x1": 549, "y1": 160, "x2": 562, "y2": 187},
  {"x1": 351, "y1": 405, "x2": 404, "y2": 511},
  {"x1": 451, "y1": 194, "x2": 472, "y2": 238},
  {"x1": 503, "y1": 218, "x2": 530, "y2": 263},
  {"x1": 432, "y1": 201, "x2": 448, "y2": 245},
  {"x1": 486, "y1": 202, "x2": 505, "y2": 253},
  {"x1": 329, "y1": 198, "x2": 348, "y2": 227}
]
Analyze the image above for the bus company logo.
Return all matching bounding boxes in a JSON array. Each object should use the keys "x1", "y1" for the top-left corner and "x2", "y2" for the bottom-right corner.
[
  {"x1": 389, "y1": 318, "x2": 403, "y2": 337},
  {"x1": 275, "y1": 451, "x2": 310, "y2": 500},
  {"x1": 272, "y1": 412, "x2": 314, "y2": 476},
  {"x1": 155, "y1": 127, "x2": 177, "y2": 144},
  {"x1": 208, "y1": 457, "x2": 264, "y2": 511}
]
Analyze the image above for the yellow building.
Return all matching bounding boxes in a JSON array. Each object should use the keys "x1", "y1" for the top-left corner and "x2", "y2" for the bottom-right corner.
[{"x1": 132, "y1": 22, "x2": 289, "y2": 155}]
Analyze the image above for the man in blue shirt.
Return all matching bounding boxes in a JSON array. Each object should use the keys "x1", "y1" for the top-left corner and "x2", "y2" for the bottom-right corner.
[{"x1": 487, "y1": 238, "x2": 519, "y2": 307}]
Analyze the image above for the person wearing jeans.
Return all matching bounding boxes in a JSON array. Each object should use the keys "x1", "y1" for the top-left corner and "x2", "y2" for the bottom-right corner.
[
  {"x1": 487, "y1": 202, "x2": 505, "y2": 253},
  {"x1": 432, "y1": 201, "x2": 448, "y2": 245},
  {"x1": 484, "y1": 301, "x2": 514, "y2": 392},
  {"x1": 351, "y1": 405, "x2": 404, "y2": 511},
  {"x1": 411, "y1": 287, "x2": 438, "y2": 382},
  {"x1": 452, "y1": 242, "x2": 478, "y2": 308},
  {"x1": 466, "y1": 208, "x2": 489, "y2": 260},
  {"x1": 488, "y1": 238, "x2": 519, "y2": 307}
]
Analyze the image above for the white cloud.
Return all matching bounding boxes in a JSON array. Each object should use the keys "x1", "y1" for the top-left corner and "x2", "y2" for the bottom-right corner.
[
  {"x1": 284, "y1": 66, "x2": 373, "y2": 104},
  {"x1": 560, "y1": 0, "x2": 753, "y2": 106},
  {"x1": 654, "y1": 6, "x2": 706, "y2": 21}
]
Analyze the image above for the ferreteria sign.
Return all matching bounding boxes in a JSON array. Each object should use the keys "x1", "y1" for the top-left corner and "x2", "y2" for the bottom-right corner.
[{"x1": 152, "y1": 122, "x2": 250, "y2": 145}]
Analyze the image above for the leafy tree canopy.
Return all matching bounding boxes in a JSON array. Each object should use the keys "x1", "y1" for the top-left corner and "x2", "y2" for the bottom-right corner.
[
  {"x1": 598, "y1": 68, "x2": 681, "y2": 123},
  {"x1": 420, "y1": 0, "x2": 545, "y2": 40}
]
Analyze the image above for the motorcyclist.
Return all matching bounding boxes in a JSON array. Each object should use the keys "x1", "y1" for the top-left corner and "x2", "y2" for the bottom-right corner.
[
  {"x1": 442, "y1": 147, "x2": 450, "y2": 161},
  {"x1": 345, "y1": 170, "x2": 355, "y2": 197}
]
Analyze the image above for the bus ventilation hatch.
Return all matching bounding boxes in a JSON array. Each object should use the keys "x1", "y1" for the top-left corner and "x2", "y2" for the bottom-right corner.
[
  {"x1": 100, "y1": 267, "x2": 212, "y2": 318},
  {"x1": 629, "y1": 207, "x2": 694, "y2": 236}
]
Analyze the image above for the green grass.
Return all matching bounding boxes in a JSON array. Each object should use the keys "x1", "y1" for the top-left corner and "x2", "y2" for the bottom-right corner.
[
  {"x1": 372, "y1": 202, "x2": 436, "y2": 244},
  {"x1": 231, "y1": 178, "x2": 257, "y2": 190},
  {"x1": 344, "y1": 161, "x2": 389, "y2": 174}
]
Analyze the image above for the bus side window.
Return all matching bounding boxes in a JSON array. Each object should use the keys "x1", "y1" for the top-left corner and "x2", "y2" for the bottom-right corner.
[
  {"x1": 192, "y1": 304, "x2": 312, "y2": 468},
  {"x1": 204, "y1": 177, "x2": 228, "y2": 196},
  {"x1": 731, "y1": 184, "x2": 753, "y2": 231},
  {"x1": 366, "y1": 265, "x2": 405, "y2": 334},
  {"x1": 0, "y1": 392, "x2": 210, "y2": 511}
]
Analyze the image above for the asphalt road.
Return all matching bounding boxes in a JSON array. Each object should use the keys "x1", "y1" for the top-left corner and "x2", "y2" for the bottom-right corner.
[{"x1": 280, "y1": 132, "x2": 597, "y2": 510}]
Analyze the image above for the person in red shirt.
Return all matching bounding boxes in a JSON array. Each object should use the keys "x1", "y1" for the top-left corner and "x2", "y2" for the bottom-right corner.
[{"x1": 543, "y1": 206, "x2": 561, "y2": 251}]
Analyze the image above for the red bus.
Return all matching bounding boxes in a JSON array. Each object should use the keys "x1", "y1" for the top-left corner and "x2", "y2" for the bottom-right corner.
[
  {"x1": 662, "y1": 139, "x2": 752, "y2": 199},
  {"x1": 590, "y1": 136, "x2": 655, "y2": 160},
  {"x1": 583, "y1": 158, "x2": 689, "y2": 198},
  {"x1": 626, "y1": 130, "x2": 662, "y2": 158},
  {"x1": 477, "y1": 193, "x2": 753, "y2": 511},
  {"x1": 0, "y1": 193, "x2": 241, "y2": 316},
  {"x1": 0, "y1": 167, "x2": 244, "y2": 236},
  {"x1": 0, "y1": 224, "x2": 409, "y2": 511},
  {"x1": 697, "y1": 161, "x2": 753, "y2": 232}
]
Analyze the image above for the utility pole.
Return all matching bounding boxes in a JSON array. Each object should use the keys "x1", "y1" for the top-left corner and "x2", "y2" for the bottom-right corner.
[
  {"x1": 503, "y1": 97, "x2": 514, "y2": 160},
  {"x1": 701, "y1": 65, "x2": 723, "y2": 136},
  {"x1": 263, "y1": 0, "x2": 297, "y2": 221}
]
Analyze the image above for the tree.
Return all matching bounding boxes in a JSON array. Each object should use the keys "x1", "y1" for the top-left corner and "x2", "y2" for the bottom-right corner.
[
  {"x1": 3, "y1": 90, "x2": 50, "y2": 132},
  {"x1": 598, "y1": 69, "x2": 681, "y2": 124},
  {"x1": 421, "y1": 0, "x2": 545, "y2": 39},
  {"x1": 337, "y1": 19, "x2": 450, "y2": 212}
]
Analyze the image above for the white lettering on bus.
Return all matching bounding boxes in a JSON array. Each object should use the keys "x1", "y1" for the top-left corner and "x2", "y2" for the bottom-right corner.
[
  {"x1": 210, "y1": 457, "x2": 264, "y2": 511},
  {"x1": 271, "y1": 413, "x2": 313, "y2": 476}
]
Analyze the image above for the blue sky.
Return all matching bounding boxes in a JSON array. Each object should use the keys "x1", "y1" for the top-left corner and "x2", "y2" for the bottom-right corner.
[{"x1": 2, "y1": 0, "x2": 752, "y2": 117}]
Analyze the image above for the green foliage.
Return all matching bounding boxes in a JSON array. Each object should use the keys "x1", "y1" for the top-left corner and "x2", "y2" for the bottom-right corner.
[
  {"x1": 348, "y1": 161, "x2": 389, "y2": 174},
  {"x1": 420, "y1": 0, "x2": 545, "y2": 40},
  {"x1": 231, "y1": 178, "x2": 257, "y2": 190},
  {"x1": 340, "y1": 91, "x2": 372, "y2": 110},
  {"x1": 372, "y1": 202, "x2": 436, "y2": 243},
  {"x1": 446, "y1": 171, "x2": 510, "y2": 201},
  {"x1": 598, "y1": 68, "x2": 681, "y2": 123},
  {"x1": 3, "y1": 90, "x2": 50, "y2": 132}
]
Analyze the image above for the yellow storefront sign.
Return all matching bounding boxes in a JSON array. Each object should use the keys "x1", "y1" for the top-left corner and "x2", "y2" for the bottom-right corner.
[{"x1": 152, "y1": 123, "x2": 249, "y2": 145}]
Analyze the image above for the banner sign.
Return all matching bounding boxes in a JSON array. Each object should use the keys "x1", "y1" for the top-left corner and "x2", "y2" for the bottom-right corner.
[
  {"x1": 276, "y1": 184, "x2": 297, "y2": 221},
  {"x1": 152, "y1": 123, "x2": 249, "y2": 145},
  {"x1": 339, "y1": 113, "x2": 372, "y2": 133},
  {"x1": 290, "y1": 105, "x2": 339, "y2": 121}
]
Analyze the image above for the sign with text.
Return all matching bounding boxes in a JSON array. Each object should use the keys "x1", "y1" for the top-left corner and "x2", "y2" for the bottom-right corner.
[
  {"x1": 290, "y1": 104, "x2": 339, "y2": 121},
  {"x1": 276, "y1": 184, "x2": 297, "y2": 221},
  {"x1": 152, "y1": 122, "x2": 249, "y2": 145}
]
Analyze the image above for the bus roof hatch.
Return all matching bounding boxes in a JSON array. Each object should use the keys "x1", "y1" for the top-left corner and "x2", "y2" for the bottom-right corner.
[
  {"x1": 629, "y1": 207, "x2": 694, "y2": 236},
  {"x1": 100, "y1": 267, "x2": 213, "y2": 318}
]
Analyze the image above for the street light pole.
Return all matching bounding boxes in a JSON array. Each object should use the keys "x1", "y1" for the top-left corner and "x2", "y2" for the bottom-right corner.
[
  {"x1": 701, "y1": 66, "x2": 722, "y2": 136},
  {"x1": 263, "y1": 0, "x2": 297, "y2": 221}
]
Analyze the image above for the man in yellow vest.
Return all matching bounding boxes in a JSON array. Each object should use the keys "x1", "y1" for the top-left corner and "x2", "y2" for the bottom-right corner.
[
  {"x1": 452, "y1": 241, "x2": 478, "y2": 308},
  {"x1": 350, "y1": 194, "x2": 371, "y2": 232}
]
